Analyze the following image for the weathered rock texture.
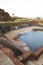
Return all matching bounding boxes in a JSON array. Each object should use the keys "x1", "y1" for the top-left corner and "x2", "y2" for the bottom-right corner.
[{"x1": 0, "y1": 9, "x2": 14, "y2": 21}]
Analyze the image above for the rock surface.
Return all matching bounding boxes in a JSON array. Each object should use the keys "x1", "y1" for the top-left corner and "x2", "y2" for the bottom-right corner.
[
  {"x1": 0, "y1": 50, "x2": 15, "y2": 65},
  {"x1": 0, "y1": 9, "x2": 14, "y2": 21}
]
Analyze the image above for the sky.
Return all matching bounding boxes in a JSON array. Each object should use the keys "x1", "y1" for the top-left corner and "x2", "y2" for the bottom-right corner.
[{"x1": 0, "y1": 0, "x2": 43, "y2": 18}]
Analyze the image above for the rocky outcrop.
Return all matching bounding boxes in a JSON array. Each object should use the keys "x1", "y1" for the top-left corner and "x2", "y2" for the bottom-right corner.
[
  {"x1": 0, "y1": 9, "x2": 14, "y2": 21},
  {"x1": 0, "y1": 44, "x2": 24, "y2": 65},
  {"x1": 0, "y1": 37, "x2": 43, "y2": 65}
]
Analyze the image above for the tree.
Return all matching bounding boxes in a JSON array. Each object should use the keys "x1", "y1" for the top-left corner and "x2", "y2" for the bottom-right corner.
[
  {"x1": 37, "y1": 17, "x2": 40, "y2": 19},
  {"x1": 12, "y1": 13, "x2": 14, "y2": 16}
]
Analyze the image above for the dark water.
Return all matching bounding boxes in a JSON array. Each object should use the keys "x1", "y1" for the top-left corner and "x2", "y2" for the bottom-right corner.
[{"x1": 19, "y1": 31, "x2": 43, "y2": 51}]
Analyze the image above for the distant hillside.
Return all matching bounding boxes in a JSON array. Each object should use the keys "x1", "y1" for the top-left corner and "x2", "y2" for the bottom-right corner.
[{"x1": 0, "y1": 9, "x2": 14, "y2": 21}]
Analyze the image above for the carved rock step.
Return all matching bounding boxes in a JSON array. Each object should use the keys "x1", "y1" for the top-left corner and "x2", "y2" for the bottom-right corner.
[
  {"x1": 0, "y1": 50, "x2": 15, "y2": 65},
  {"x1": 37, "y1": 53, "x2": 43, "y2": 65}
]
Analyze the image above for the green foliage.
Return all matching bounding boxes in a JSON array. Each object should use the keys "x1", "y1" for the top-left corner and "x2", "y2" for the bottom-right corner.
[
  {"x1": 37, "y1": 17, "x2": 40, "y2": 19},
  {"x1": 5, "y1": 16, "x2": 33, "y2": 23}
]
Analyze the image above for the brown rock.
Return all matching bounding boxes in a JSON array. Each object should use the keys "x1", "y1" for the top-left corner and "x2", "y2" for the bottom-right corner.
[{"x1": 0, "y1": 9, "x2": 14, "y2": 21}]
